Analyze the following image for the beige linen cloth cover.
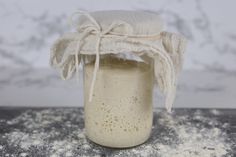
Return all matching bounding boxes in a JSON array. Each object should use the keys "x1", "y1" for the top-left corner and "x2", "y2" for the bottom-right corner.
[{"x1": 50, "y1": 10, "x2": 187, "y2": 112}]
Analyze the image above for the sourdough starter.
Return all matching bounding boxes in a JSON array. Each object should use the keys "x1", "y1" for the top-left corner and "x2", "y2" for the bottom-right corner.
[{"x1": 84, "y1": 57, "x2": 154, "y2": 148}]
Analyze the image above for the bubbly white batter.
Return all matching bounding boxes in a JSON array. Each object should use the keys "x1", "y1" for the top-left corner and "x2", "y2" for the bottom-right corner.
[{"x1": 84, "y1": 57, "x2": 154, "y2": 148}]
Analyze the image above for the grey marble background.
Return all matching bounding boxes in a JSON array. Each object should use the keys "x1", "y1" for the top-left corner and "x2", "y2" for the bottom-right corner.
[{"x1": 0, "y1": 0, "x2": 235, "y2": 108}]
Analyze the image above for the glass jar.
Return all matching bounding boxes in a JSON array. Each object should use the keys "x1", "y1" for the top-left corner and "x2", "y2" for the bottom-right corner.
[{"x1": 82, "y1": 54, "x2": 154, "y2": 148}]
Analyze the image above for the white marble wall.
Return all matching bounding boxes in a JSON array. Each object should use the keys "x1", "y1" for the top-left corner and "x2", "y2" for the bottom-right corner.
[
  {"x1": 0, "y1": 0, "x2": 236, "y2": 108},
  {"x1": 0, "y1": 0, "x2": 236, "y2": 71}
]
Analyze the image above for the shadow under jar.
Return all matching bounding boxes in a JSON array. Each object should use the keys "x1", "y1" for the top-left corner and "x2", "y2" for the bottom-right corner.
[{"x1": 83, "y1": 54, "x2": 154, "y2": 148}]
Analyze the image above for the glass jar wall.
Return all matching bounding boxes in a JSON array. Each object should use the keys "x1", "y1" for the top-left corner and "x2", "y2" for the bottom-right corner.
[{"x1": 83, "y1": 54, "x2": 154, "y2": 148}]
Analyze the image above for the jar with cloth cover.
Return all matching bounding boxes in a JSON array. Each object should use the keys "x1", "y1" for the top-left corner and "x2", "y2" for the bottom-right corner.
[{"x1": 50, "y1": 10, "x2": 186, "y2": 148}]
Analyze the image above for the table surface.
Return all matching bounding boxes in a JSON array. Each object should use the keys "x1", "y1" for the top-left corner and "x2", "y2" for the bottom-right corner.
[{"x1": 0, "y1": 107, "x2": 235, "y2": 157}]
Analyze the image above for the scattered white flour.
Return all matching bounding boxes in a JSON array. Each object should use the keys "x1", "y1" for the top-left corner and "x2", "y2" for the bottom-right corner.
[
  {"x1": 20, "y1": 152, "x2": 28, "y2": 157},
  {"x1": 210, "y1": 109, "x2": 221, "y2": 115},
  {"x1": 0, "y1": 108, "x2": 233, "y2": 157},
  {"x1": 152, "y1": 113, "x2": 229, "y2": 157},
  {"x1": 6, "y1": 131, "x2": 46, "y2": 149}
]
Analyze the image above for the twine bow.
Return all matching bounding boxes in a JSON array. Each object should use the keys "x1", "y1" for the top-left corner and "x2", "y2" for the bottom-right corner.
[{"x1": 70, "y1": 11, "x2": 134, "y2": 102}]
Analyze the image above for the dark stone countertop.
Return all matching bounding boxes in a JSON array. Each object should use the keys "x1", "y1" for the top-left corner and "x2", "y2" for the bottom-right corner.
[{"x1": 0, "y1": 107, "x2": 235, "y2": 157}]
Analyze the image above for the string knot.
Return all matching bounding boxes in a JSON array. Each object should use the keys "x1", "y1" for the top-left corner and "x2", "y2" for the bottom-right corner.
[{"x1": 70, "y1": 10, "x2": 134, "y2": 102}]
